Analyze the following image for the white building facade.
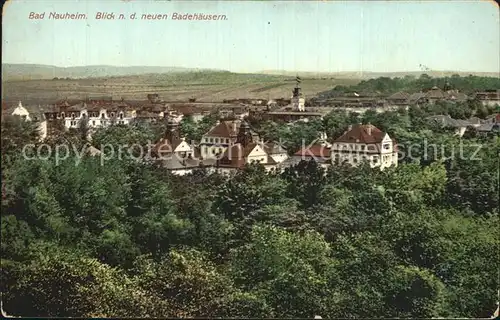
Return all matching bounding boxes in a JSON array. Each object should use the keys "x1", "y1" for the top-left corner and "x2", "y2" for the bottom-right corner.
[{"x1": 330, "y1": 124, "x2": 398, "y2": 170}]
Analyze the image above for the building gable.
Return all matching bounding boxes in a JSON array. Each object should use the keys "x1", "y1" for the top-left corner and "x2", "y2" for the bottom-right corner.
[
  {"x1": 246, "y1": 144, "x2": 268, "y2": 158},
  {"x1": 173, "y1": 140, "x2": 193, "y2": 153}
]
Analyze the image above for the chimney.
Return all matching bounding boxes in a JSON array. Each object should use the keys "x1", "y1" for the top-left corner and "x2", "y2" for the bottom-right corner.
[
  {"x1": 367, "y1": 123, "x2": 372, "y2": 135},
  {"x1": 347, "y1": 124, "x2": 353, "y2": 131}
]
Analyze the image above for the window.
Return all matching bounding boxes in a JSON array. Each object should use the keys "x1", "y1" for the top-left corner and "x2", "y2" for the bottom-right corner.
[
  {"x1": 212, "y1": 149, "x2": 216, "y2": 154},
  {"x1": 61, "y1": 112, "x2": 65, "y2": 118},
  {"x1": 383, "y1": 143, "x2": 390, "y2": 150},
  {"x1": 215, "y1": 138, "x2": 219, "y2": 143},
  {"x1": 101, "y1": 113, "x2": 105, "y2": 119},
  {"x1": 209, "y1": 138, "x2": 214, "y2": 143},
  {"x1": 71, "y1": 113, "x2": 75, "y2": 119},
  {"x1": 92, "y1": 121, "x2": 96, "y2": 126},
  {"x1": 119, "y1": 112, "x2": 123, "y2": 119},
  {"x1": 360, "y1": 145, "x2": 365, "y2": 151},
  {"x1": 226, "y1": 138, "x2": 229, "y2": 143},
  {"x1": 111, "y1": 112, "x2": 115, "y2": 117}
]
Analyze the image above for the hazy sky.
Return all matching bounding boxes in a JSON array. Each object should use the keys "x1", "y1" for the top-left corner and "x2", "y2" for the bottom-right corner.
[{"x1": 2, "y1": 0, "x2": 499, "y2": 73}]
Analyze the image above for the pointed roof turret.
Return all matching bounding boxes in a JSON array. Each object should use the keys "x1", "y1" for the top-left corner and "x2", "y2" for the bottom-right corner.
[
  {"x1": 236, "y1": 120, "x2": 253, "y2": 147},
  {"x1": 165, "y1": 117, "x2": 180, "y2": 142}
]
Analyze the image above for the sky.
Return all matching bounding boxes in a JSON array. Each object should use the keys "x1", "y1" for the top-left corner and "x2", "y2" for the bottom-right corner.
[{"x1": 2, "y1": 0, "x2": 499, "y2": 73}]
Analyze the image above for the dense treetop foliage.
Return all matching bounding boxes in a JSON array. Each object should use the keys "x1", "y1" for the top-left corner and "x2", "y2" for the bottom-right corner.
[
  {"x1": 317, "y1": 74, "x2": 500, "y2": 98},
  {"x1": 1, "y1": 77, "x2": 499, "y2": 317}
]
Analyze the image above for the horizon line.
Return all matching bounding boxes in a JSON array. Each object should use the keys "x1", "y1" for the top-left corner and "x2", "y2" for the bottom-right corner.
[{"x1": 2, "y1": 62, "x2": 499, "y2": 76}]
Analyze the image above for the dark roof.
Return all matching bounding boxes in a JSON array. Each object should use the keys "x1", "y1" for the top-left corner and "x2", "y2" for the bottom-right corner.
[
  {"x1": 160, "y1": 156, "x2": 201, "y2": 170},
  {"x1": 425, "y1": 88, "x2": 447, "y2": 99},
  {"x1": 204, "y1": 120, "x2": 255, "y2": 138},
  {"x1": 446, "y1": 91, "x2": 468, "y2": 101},
  {"x1": 169, "y1": 105, "x2": 204, "y2": 115},
  {"x1": 408, "y1": 92, "x2": 427, "y2": 102},
  {"x1": 387, "y1": 91, "x2": 410, "y2": 100},
  {"x1": 427, "y1": 115, "x2": 472, "y2": 127},
  {"x1": 66, "y1": 103, "x2": 84, "y2": 112}
]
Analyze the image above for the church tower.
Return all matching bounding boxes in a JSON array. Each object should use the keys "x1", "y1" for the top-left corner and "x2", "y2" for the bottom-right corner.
[
  {"x1": 236, "y1": 120, "x2": 253, "y2": 147},
  {"x1": 291, "y1": 75, "x2": 305, "y2": 111},
  {"x1": 165, "y1": 117, "x2": 180, "y2": 142}
]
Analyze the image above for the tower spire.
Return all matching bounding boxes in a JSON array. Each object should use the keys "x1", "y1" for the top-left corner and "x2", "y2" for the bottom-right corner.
[
  {"x1": 236, "y1": 120, "x2": 253, "y2": 147},
  {"x1": 292, "y1": 74, "x2": 305, "y2": 111},
  {"x1": 295, "y1": 74, "x2": 302, "y2": 91},
  {"x1": 165, "y1": 117, "x2": 180, "y2": 142}
]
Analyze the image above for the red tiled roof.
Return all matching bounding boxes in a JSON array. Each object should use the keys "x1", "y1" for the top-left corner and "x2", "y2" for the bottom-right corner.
[
  {"x1": 334, "y1": 124, "x2": 385, "y2": 144},
  {"x1": 205, "y1": 120, "x2": 240, "y2": 138}
]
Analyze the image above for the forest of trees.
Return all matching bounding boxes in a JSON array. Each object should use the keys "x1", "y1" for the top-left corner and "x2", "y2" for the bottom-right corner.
[
  {"x1": 317, "y1": 74, "x2": 500, "y2": 98},
  {"x1": 1, "y1": 78, "x2": 499, "y2": 317}
]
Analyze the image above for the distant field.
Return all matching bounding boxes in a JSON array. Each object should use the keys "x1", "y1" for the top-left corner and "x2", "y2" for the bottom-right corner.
[{"x1": 1, "y1": 72, "x2": 361, "y2": 104}]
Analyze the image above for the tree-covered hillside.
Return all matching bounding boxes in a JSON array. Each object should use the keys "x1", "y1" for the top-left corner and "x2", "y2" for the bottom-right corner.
[
  {"x1": 1, "y1": 88, "x2": 499, "y2": 318},
  {"x1": 317, "y1": 74, "x2": 500, "y2": 98}
]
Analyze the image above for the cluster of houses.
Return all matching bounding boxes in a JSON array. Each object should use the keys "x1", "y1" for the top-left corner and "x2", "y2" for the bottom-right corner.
[
  {"x1": 315, "y1": 87, "x2": 499, "y2": 112},
  {"x1": 427, "y1": 113, "x2": 500, "y2": 136},
  {"x1": 148, "y1": 116, "x2": 400, "y2": 175},
  {"x1": 3, "y1": 94, "x2": 254, "y2": 140},
  {"x1": 3, "y1": 79, "x2": 499, "y2": 175},
  {"x1": 2, "y1": 90, "x2": 401, "y2": 174}
]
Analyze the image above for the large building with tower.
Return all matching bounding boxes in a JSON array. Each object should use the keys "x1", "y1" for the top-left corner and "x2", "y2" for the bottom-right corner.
[{"x1": 265, "y1": 76, "x2": 330, "y2": 122}]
